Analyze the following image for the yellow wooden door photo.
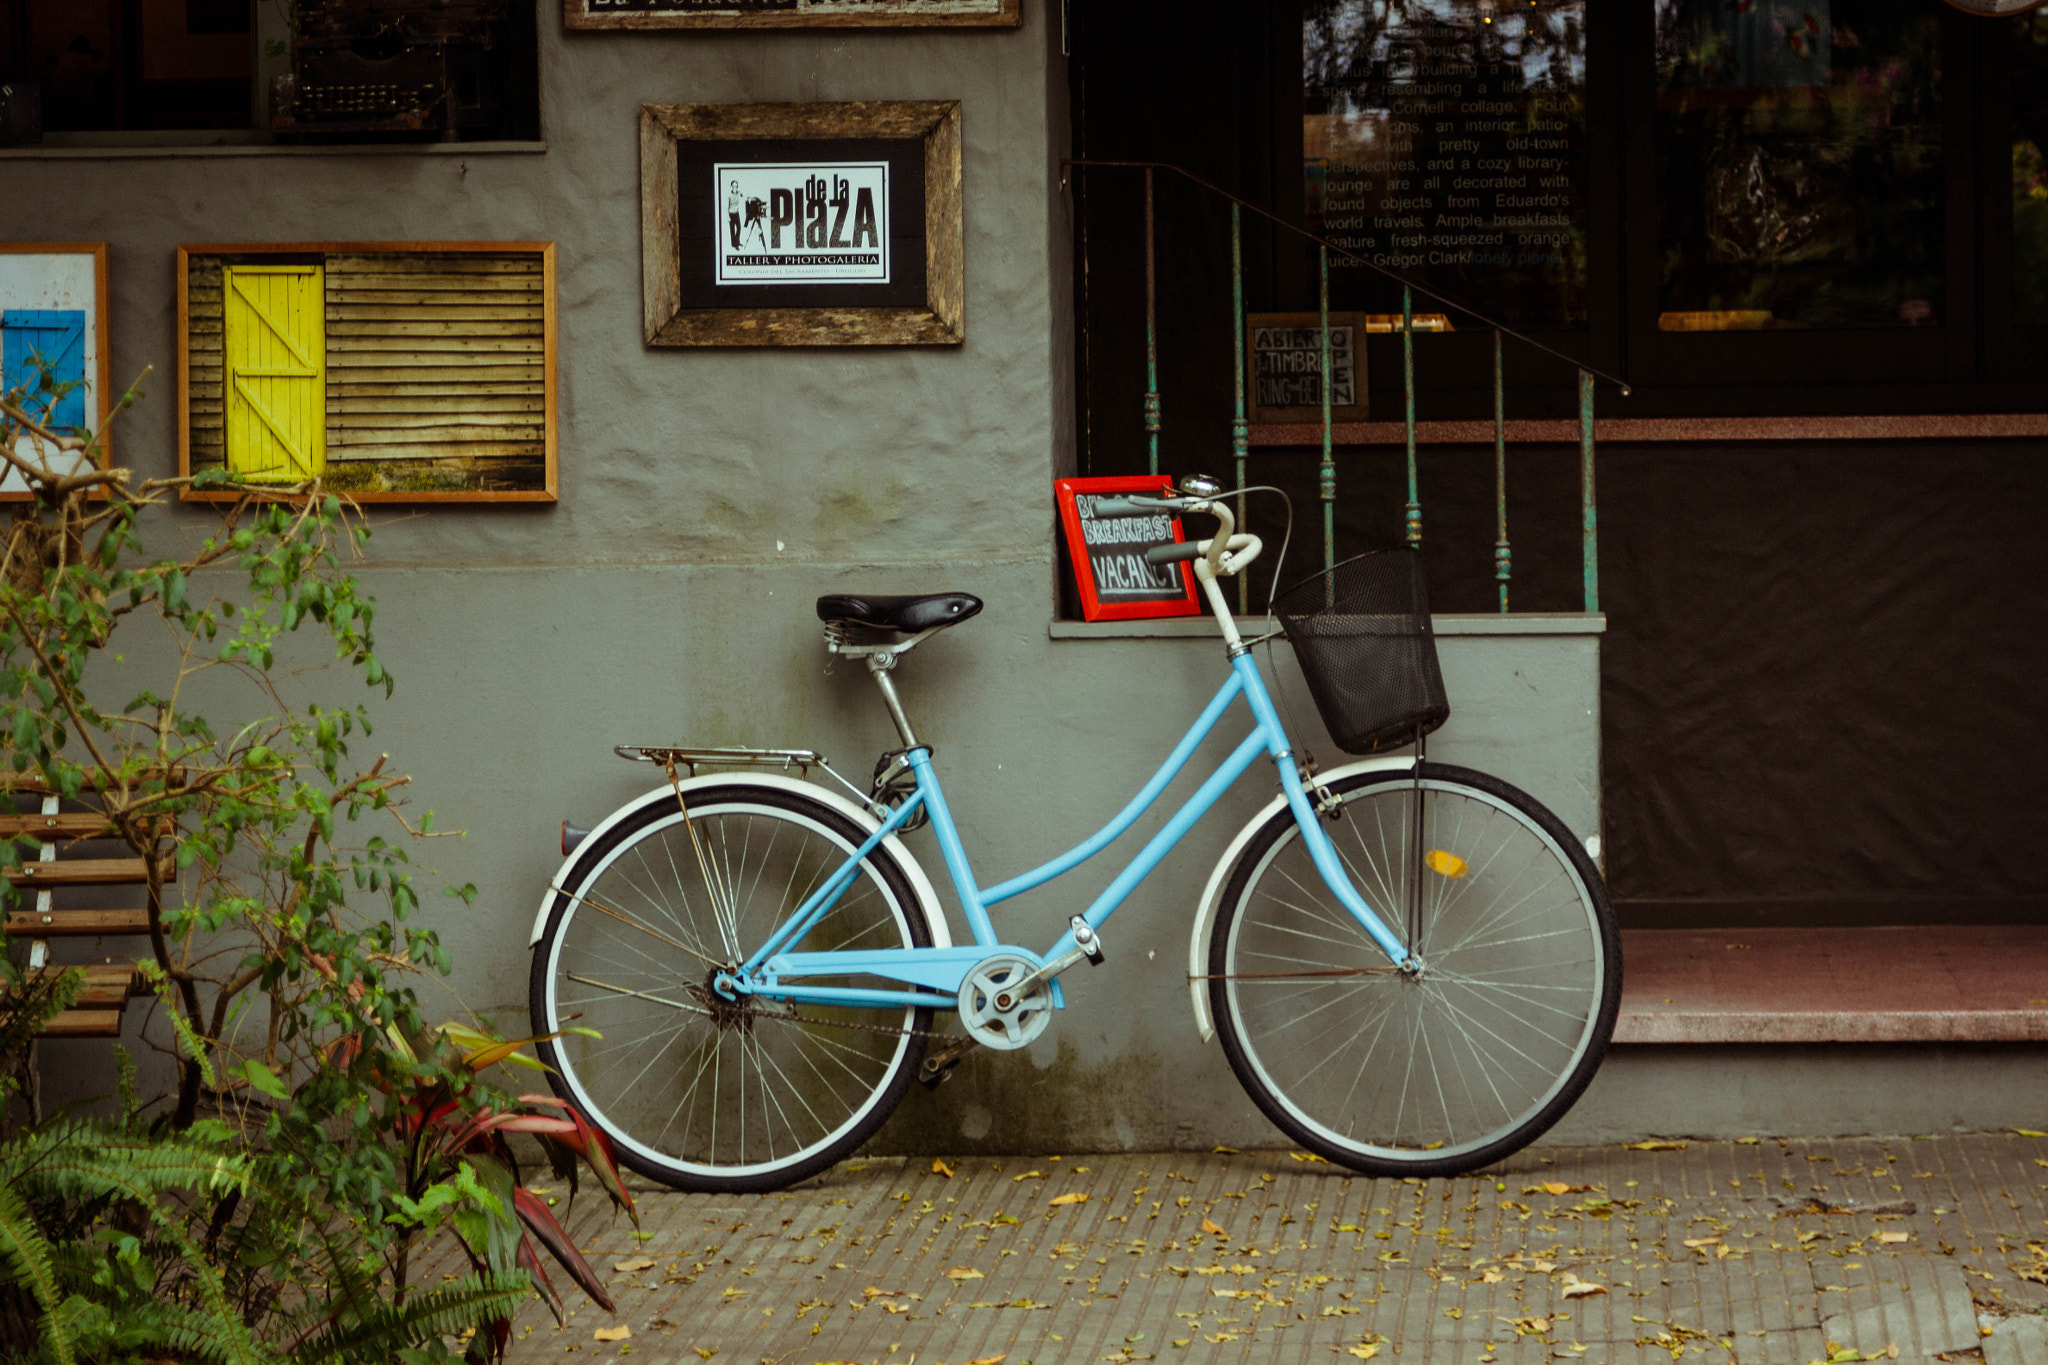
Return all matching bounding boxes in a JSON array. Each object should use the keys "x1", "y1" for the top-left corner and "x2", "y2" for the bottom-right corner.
[{"x1": 223, "y1": 265, "x2": 325, "y2": 481}]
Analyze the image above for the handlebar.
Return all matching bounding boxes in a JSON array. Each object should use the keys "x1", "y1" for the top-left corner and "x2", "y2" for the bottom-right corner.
[
  {"x1": 1087, "y1": 491, "x2": 1249, "y2": 579},
  {"x1": 1143, "y1": 541, "x2": 1207, "y2": 567}
]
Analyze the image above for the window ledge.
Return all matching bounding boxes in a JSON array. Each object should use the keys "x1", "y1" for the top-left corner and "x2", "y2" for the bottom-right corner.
[
  {"x1": 0, "y1": 141, "x2": 547, "y2": 161},
  {"x1": 1050, "y1": 612, "x2": 1605, "y2": 641}
]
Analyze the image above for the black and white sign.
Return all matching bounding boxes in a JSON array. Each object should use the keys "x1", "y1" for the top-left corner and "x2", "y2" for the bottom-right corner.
[{"x1": 714, "y1": 162, "x2": 890, "y2": 286}]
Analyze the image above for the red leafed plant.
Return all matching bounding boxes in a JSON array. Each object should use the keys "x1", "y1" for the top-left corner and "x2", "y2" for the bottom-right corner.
[{"x1": 384, "y1": 1024, "x2": 639, "y2": 1354}]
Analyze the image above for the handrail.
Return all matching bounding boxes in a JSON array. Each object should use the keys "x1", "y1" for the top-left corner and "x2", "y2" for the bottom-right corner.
[{"x1": 1063, "y1": 158, "x2": 1633, "y2": 397}]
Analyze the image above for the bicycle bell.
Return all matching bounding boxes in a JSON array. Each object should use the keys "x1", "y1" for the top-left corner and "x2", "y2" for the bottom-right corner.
[{"x1": 1178, "y1": 473, "x2": 1225, "y2": 499}]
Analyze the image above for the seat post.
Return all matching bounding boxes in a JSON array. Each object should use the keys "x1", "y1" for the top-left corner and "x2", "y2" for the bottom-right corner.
[{"x1": 866, "y1": 655, "x2": 921, "y2": 747}]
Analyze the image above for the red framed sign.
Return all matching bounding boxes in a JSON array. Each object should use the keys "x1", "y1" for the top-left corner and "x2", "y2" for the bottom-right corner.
[{"x1": 1055, "y1": 475, "x2": 1204, "y2": 622}]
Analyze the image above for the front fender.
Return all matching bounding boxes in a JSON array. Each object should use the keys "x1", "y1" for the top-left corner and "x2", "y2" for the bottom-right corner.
[
  {"x1": 1187, "y1": 755, "x2": 1417, "y2": 1042},
  {"x1": 530, "y1": 772, "x2": 953, "y2": 950}
]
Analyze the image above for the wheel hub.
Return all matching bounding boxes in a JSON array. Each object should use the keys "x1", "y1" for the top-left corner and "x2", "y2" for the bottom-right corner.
[
  {"x1": 700, "y1": 968, "x2": 754, "y2": 1032},
  {"x1": 956, "y1": 953, "x2": 1052, "y2": 1051}
]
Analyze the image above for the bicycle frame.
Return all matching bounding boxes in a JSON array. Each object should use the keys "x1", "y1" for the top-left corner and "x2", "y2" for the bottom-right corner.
[{"x1": 727, "y1": 645, "x2": 1415, "y2": 1014}]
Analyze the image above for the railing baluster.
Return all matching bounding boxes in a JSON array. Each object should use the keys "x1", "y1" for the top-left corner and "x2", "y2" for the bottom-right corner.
[
  {"x1": 1579, "y1": 368, "x2": 1598, "y2": 613},
  {"x1": 1403, "y1": 287, "x2": 1420, "y2": 548},
  {"x1": 1494, "y1": 328, "x2": 1510, "y2": 613},
  {"x1": 1143, "y1": 168, "x2": 1161, "y2": 477},
  {"x1": 1231, "y1": 202, "x2": 1249, "y2": 614},
  {"x1": 1320, "y1": 246, "x2": 1336, "y2": 585}
]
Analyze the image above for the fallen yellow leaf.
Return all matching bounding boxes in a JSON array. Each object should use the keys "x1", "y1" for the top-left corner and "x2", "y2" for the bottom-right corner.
[
  {"x1": 1878, "y1": 1232, "x2": 1911, "y2": 1244},
  {"x1": 612, "y1": 1256, "x2": 658, "y2": 1274},
  {"x1": 881, "y1": 1302, "x2": 909, "y2": 1314},
  {"x1": 1561, "y1": 1278, "x2": 1606, "y2": 1299},
  {"x1": 1683, "y1": 1237, "x2": 1721, "y2": 1248},
  {"x1": 933, "y1": 1158, "x2": 955, "y2": 1178},
  {"x1": 592, "y1": 1325, "x2": 631, "y2": 1343},
  {"x1": 1624, "y1": 1140, "x2": 1687, "y2": 1151},
  {"x1": 694, "y1": 1350, "x2": 715, "y2": 1361},
  {"x1": 1013, "y1": 1169, "x2": 1045, "y2": 1182},
  {"x1": 945, "y1": 1268, "x2": 986, "y2": 1281},
  {"x1": 1201, "y1": 1217, "x2": 1228, "y2": 1236},
  {"x1": 2016, "y1": 1129, "x2": 2047, "y2": 1138},
  {"x1": 1049, "y1": 1192, "x2": 1089, "y2": 1207},
  {"x1": 1346, "y1": 1346, "x2": 1381, "y2": 1360},
  {"x1": 1424, "y1": 849, "x2": 1469, "y2": 878},
  {"x1": 961, "y1": 1357, "x2": 1007, "y2": 1365}
]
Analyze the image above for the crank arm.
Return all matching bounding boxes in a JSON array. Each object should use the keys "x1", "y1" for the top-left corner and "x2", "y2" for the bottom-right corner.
[{"x1": 1010, "y1": 917, "x2": 1104, "y2": 999}]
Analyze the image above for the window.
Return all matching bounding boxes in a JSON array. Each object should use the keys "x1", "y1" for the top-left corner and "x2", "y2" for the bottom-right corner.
[
  {"x1": 1070, "y1": 0, "x2": 2048, "y2": 425},
  {"x1": 0, "y1": 0, "x2": 540, "y2": 144}
]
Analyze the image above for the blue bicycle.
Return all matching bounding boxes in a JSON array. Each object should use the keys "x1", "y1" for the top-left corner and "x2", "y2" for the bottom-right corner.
[{"x1": 528, "y1": 479, "x2": 1621, "y2": 1191}]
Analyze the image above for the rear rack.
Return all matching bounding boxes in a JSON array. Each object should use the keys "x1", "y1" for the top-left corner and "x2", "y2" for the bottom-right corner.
[{"x1": 615, "y1": 746, "x2": 824, "y2": 776}]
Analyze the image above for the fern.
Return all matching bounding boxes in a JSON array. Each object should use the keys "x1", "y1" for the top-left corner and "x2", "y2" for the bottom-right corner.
[
  {"x1": 295, "y1": 1272, "x2": 529, "y2": 1364},
  {"x1": 0, "y1": 1183, "x2": 73, "y2": 1365}
]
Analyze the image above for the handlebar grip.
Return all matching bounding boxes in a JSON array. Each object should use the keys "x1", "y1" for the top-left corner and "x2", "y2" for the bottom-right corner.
[{"x1": 1144, "y1": 541, "x2": 1208, "y2": 567}]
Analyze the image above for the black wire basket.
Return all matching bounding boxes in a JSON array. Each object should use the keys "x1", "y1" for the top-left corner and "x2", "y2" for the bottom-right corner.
[{"x1": 1269, "y1": 549, "x2": 1450, "y2": 755}]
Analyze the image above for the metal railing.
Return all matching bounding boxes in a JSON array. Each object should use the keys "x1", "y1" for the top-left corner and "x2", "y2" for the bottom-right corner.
[{"x1": 1066, "y1": 159, "x2": 1631, "y2": 615}]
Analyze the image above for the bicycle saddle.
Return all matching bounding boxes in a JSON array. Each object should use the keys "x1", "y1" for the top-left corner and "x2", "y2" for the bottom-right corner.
[{"x1": 815, "y1": 592, "x2": 983, "y2": 634}]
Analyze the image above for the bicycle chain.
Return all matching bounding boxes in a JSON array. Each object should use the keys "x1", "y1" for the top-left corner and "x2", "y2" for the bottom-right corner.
[{"x1": 751, "y1": 999, "x2": 948, "y2": 1042}]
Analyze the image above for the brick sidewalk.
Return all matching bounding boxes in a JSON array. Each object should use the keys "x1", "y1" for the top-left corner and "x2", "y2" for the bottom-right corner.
[{"x1": 503, "y1": 1135, "x2": 2048, "y2": 1365}]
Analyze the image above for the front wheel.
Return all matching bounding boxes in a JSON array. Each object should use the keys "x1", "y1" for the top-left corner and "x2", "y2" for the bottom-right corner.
[
  {"x1": 529, "y1": 782, "x2": 934, "y2": 1192},
  {"x1": 1209, "y1": 764, "x2": 1620, "y2": 1176}
]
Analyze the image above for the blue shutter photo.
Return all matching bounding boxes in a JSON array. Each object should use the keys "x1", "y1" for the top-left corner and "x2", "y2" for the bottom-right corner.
[{"x1": 1, "y1": 309, "x2": 88, "y2": 431}]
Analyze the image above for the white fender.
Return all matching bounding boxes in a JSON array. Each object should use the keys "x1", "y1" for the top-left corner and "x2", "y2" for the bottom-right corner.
[
  {"x1": 1187, "y1": 755, "x2": 1418, "y2": 1042},
  {"x1": 530, "y1": 772, "x2": 954, "y2": 950}
]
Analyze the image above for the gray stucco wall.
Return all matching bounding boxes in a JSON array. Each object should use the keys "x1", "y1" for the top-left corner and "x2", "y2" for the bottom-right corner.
[{"x1": 6, "y1": 6, "x2": 1624, "y2": 1151}]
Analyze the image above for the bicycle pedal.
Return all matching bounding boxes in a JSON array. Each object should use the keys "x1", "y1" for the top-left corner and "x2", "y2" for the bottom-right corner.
[
  {"x1": 918, "y1": 1035, "x2": 980, "y2": 1089},
  {"x1": 1069, "y1": 915, "x2": 1105, "y2": 965}
]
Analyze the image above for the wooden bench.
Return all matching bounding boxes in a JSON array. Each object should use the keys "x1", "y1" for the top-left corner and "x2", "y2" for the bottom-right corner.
[{"x1": 4, "y1": 788, "x2": 167, "y2": 1038}]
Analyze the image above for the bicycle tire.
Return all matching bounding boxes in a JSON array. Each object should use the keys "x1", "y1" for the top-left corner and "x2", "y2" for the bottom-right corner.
[
  {"x1": 529, "y1": 782, "x2": 934, "y2": 1193},
  {"x1": 1209, "y1": 763, "x2": 1620, "y2": 1176}
]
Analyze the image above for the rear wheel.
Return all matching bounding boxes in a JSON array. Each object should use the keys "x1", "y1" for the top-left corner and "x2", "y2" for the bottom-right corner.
[
  {"x1": 1209, "y1": 764, "x2": 1619, "y2": 1175},
  {"x1": 530, "y1": 783, "x2": 933, "y2": 1192}
]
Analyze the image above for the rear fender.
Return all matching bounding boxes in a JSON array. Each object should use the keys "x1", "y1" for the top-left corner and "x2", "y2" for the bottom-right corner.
[
  {"x1": 530, "y1": 773, "x2": 953, "y2": 950},
  {"x1": 1187, "y1": 755, "x2": 1418, "y2": 1042}
]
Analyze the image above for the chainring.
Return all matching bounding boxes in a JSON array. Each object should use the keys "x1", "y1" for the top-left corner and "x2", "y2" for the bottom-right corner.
[{"x1": 956, "y1": 953, "x2": 1053, "y2": 1051}]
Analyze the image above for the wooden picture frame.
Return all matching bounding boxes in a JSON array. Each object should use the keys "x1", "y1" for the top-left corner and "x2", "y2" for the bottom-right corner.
[
  {"x1": 640, "y1": 101, "x2": 964, "y2": 346},
  {"x1": 568, "y1": 0, "x2": 1019, "y2": 31},
  {"x1": 1246, "y1": 312, "x2": 1368, "y2": 425},
  {"x1": 1, "y1": 243, "x2": 112, "y2": 502},
  {"x1": 177, "y1": 242, "x2": 557, "y2": 503},
  {"x1": 1055, "y1": 475, "x2": 1204, "y2": 623}
]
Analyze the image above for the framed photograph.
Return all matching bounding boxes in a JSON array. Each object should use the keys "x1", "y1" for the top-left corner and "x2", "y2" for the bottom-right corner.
[
  {"x1": 1055, "y1": 475, "x2": 1204, "y2": 623},
  {"x1": 640, "y1": 101, "x2": 963, "y2": 346},
  {"x1": 568, "y1": 0, "x2": 1019, "y2": 31},
  {"x1": 177, "y1": 242, "x2": 557, "y2": 503},
  {"x1": 1247, "y1": 311, "x2": 1368, "y2": 424},
  {"x1": 2, "y1": 243, "x2": 111, "y2": 500}
]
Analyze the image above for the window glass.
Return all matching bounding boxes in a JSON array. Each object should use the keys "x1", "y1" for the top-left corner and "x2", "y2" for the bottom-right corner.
[
  {"x1": 1303, "y1": 0, "x2": 1590, "y2": 328},
  {"x1": 2015, "y1": 12, "x2": 2048, "y2": 328},
  {"x1": 1653, "y1": 0, "x2": 1942, "y2": 332}
]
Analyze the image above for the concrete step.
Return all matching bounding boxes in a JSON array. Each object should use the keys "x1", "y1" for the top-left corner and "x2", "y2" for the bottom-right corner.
[{"x1": 1615, "y1": 925, "x2": 2048, "y2": 1043}]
